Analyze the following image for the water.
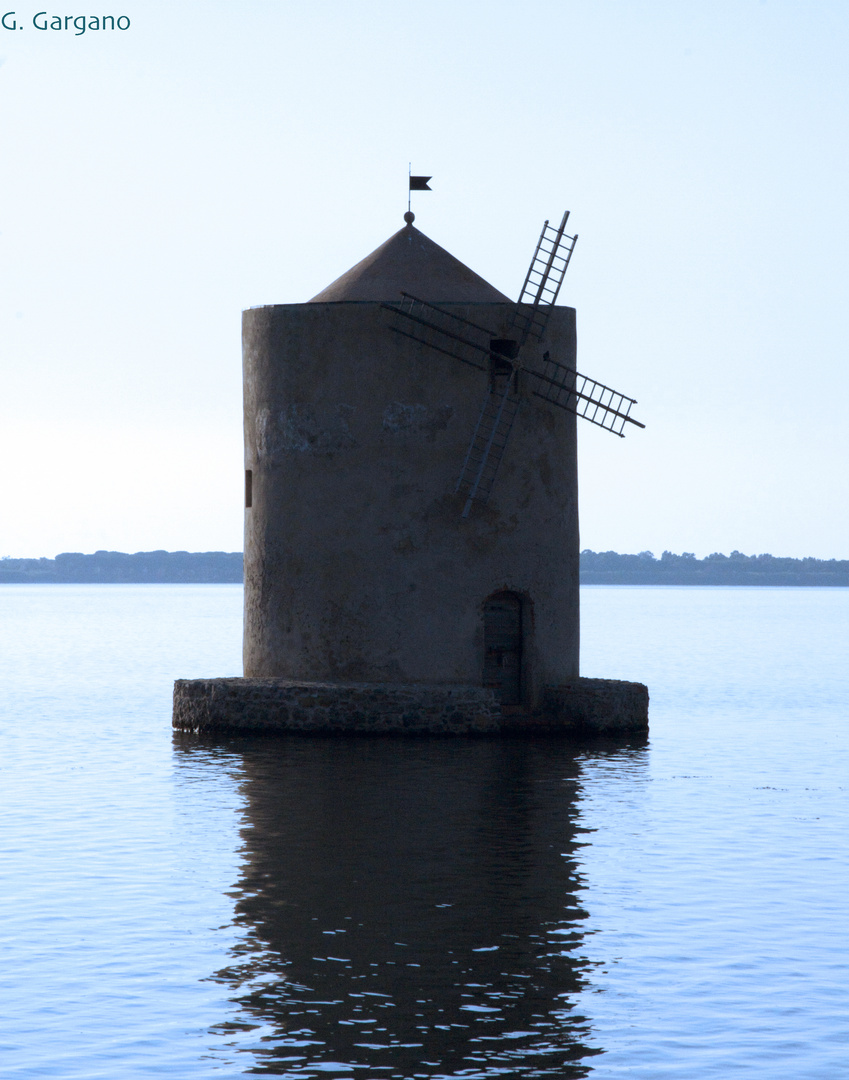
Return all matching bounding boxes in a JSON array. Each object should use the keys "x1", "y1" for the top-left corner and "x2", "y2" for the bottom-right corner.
[{"x1": 0, "y1": 585, "x2": 847, "y2": 1077}]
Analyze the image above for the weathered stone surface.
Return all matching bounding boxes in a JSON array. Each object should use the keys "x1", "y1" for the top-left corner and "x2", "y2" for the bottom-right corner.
[
  {"x1": 242, "y1": 301, "x2": 580, "y2": 688},
  {"x1": 537, "y1": 679, "x2": 650, "y2": 733},
  {"x1": 172, "y1": 678, "x2": 648, "y2": 736}
]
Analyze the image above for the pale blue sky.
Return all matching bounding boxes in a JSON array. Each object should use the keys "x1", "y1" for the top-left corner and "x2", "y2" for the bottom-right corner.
[{"x1": 2, "y1": 0, "x2": 847, "y2": 557}]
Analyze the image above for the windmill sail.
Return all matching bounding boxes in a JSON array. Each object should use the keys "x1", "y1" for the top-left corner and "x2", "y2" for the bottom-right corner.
[
  {"x1": 510, "y1": 212, "x2": 578, "y2": 345},
  {"x1": 526, "y1": 352, "x2": 645, "y2": 437},
  {"x1": 382, "y1": 293, "x2": 493, "y2": 371},
  {"x1": 381, "y1": 213, "x2": 642, "y2": 514},
  {"x1": 455, "y1": 380, "x2": 521, "y2": 518}
]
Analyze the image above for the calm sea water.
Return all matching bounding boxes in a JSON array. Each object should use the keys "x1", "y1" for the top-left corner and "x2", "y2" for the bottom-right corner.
[{"x1": 0, "y1": 585, "x2": 846, "y2": 1078}]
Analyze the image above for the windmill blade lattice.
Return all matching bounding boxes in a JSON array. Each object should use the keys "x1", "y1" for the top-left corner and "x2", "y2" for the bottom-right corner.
[
  {"x1": 382, "y1": 293, "x2": 524, "y2": 514},
  {"x1": 526, "y1": 353, "x2": 645, "y2": 438},
  {"x1": 455, "y1": 379, "x2": 521, "y2": 518},
  {"x1": 382, "y1": 293, "x2": 492, "y2": 372},
  {"x1": 381, "y1": 212, "x2": 643, "y2": 515},
  {"x1": 510, "y1": 211, "x2": 578, "y2": 345}
]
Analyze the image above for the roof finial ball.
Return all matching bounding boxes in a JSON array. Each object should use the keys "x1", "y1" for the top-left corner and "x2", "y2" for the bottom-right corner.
[{"x1": 404, "y1": 210, "x2": 415, "y2": 224}]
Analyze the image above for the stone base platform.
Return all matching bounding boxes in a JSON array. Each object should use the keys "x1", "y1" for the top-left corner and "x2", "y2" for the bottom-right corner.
[{"x1": 172, "y1": 678, "x2": 648, "y2": 736}]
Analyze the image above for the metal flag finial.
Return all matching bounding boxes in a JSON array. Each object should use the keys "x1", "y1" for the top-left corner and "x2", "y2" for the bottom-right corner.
[{"x1": 407, "y1": 164, "x2": 432, "y2": 214}]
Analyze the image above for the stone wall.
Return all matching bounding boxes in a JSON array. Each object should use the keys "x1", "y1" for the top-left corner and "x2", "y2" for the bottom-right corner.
[
  {"x1": 173, "y1": 678, "x2": 648, "y2": 736},
  {"x1": 242, "y1": 302, "x2": 580, "y2": 689}
]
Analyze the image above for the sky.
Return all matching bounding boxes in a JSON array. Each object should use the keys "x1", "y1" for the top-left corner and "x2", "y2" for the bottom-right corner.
[{"x1": 1, "y1": 0, "x2": 848, "y2": 559}]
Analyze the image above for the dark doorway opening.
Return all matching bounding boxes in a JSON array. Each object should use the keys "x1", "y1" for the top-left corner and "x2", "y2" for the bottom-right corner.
[{"x1": 483, "y1": 592, "x2": 523, "y2": 705}]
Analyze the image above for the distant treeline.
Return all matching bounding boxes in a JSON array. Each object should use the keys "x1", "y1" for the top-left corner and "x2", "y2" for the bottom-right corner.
[
  {"x1": 2, "y1": 548, "x2": 848, "y2": 586},
  {"x1": 581, "y1": 549, "x2": 849, "y2": 586},
  {"x1": 0, "y1": 550, "x2": 244, "y2": 584}
]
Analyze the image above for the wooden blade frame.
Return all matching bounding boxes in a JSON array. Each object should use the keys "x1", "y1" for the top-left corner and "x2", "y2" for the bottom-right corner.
[
  {"x1": 382, "y1": 293, "x2": 492, "y2": 372},
  {"x1": 510, "y1": 212, "x2": 578, "y2": 345},
  {"x1": 456, "y1": 380, "x2": 521, "y2": 517},
  {"x1": 526, "y1": 353, "x2": 645, "y2": 437},
  {"x1": 382, "y1": 267, "x2": 644, "y2": 511},
  {"x1": 382, "y1": 293, "x2": 643, "y2": 436}
]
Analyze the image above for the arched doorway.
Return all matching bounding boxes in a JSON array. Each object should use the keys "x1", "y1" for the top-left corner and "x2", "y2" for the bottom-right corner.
[{"x1": 482, "y1": 592, "x2": 523, "y2": 705}]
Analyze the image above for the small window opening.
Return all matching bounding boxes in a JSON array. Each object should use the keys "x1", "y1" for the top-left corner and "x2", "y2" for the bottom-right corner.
[
  {"x1": 489, "y1": 339, "x2": 518, "y2": 395},
  {"x1": 245, "y1": 469, "x2": 253, "y2": 508},
  {"x1": 490, "y1": 338, "x2": 519, "y2": 360}
]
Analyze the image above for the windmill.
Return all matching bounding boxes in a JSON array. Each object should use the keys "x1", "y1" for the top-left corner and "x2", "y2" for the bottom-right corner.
[
  {"x1": 173, "y1": 203, "x2": 651, "y2": 736},
  {"x1": 382, "y1": 212, "x2": 644, "y2": 517}
]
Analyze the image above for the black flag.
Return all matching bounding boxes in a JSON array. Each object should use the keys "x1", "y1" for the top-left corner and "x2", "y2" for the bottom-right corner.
[{"x1": 409, "y1": 176, "x2": 432, "y2": 191}]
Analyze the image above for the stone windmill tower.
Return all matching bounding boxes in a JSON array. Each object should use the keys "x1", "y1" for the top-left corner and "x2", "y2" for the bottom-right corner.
[{"x1": 174, "y1": 205, "x2": 648, "y2": 734}]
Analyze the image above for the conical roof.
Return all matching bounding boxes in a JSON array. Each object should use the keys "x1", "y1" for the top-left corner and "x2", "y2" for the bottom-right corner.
[{"x1": 308, "y1": 217, "x2": 510, "y2": 303}]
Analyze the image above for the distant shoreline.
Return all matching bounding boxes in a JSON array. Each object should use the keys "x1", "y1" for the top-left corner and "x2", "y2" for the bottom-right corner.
[
  {"x1": 0, "y1": 551, "x2": 244, "y2": 584},
  {"x1": 579, "y1": 549, "x2": 849, "y2": 586},
  {"x1": 2, "y1": 549, "x2": 849, "y2": 586}
]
